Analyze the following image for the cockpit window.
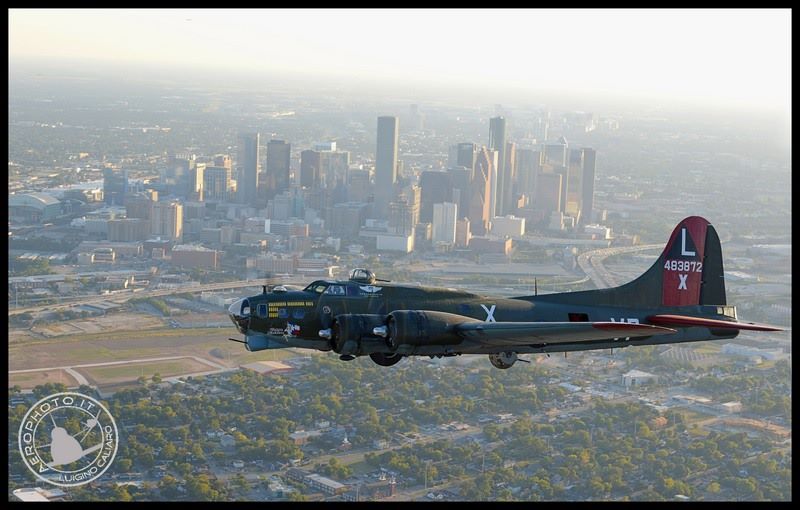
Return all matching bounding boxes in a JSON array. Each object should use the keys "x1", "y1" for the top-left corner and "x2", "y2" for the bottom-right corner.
[
  {"x1": 303, "y1": 282, "x2": 329, "y2": 294},
  {"x1": 325, "y1": 285, "x2": 346, "y2": 295}
]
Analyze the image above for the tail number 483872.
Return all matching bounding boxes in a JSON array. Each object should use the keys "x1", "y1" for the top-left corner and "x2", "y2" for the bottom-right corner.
[{"x1": 664, "y1": 260, "x2": 702, "y2": 273}]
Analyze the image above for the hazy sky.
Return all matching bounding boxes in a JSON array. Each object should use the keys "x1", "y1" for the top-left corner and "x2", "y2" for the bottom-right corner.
[{"x1": 9, "y1": 8, "x2": 791, "y2": 111}]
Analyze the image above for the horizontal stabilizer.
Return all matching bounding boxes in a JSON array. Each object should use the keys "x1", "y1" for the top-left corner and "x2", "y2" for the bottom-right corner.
[
  {"x1": 647, "y1": 314, "x2": 783, "y2": 332},
  {"x1": 456, "y1": 321, "x2": 676, "y2": 345}
]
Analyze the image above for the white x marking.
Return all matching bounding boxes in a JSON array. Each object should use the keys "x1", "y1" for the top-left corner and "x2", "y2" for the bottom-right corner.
[
  {"x1": 480, "y1": 304, "x2": 497, "y2": 322},
  {"x1": 678, "y1": 273, "x2": 688, "y2": 290}
]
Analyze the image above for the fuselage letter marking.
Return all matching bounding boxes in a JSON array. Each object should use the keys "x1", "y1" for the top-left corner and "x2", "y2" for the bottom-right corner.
[{"x1": 480, "y1": 304, "x2": 497, "y2": 323}]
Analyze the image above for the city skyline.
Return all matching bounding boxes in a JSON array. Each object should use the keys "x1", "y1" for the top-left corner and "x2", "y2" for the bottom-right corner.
[{"x1": 8, "y1": 8, "x2": 791, "y2": 113}]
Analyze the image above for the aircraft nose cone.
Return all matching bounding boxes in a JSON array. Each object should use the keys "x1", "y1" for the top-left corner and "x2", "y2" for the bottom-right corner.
[{"x1": 228, "y1": 298, "x2": 250, "y2": 334}]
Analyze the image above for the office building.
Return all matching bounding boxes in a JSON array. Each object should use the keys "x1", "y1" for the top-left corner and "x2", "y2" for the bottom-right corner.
[
  {"x1": 265, "y1": 140, "x2": 291, "y2": 198},
  {"x1": 544, "y1": 136, "x2": 568, "y2": 167},
  {"x1": 534, "y1": 171, "x2": 563, "y2": 220},
  {"x1": 455, "y1": 217, "x2": 471, "y2": 248},
  {"x1": 448, "y1": 142, "x2": 478, "y2": 174},
  {"x1": 489, "y1": 117, "x2": 508, "y2": 215},
  {"x1": 580, "y1": 148, "x2": 596, "y2": 225},
  {"x1": 164, "y1": 153, "x2": 196, "y2": 198},
  {"x1": 107, "y1": 218, "x2": 150, "y2": 242},
  {"x1": 331, "y1": 202, "x2": 369, "y2": 238},
  {"x1": 374, "y1": 116, "x2": 399, "y2": 217},
  {"x1": 432, "y1": 202, "x2": 457, "y2": 245},
  {"x1": 419, "y1": 170, "x2": 452, "y2": 223},
  {"x1": 515, "y1": 148, "x2": 542, "y2": 199},
  {"x1": 347, "y1": 169, "x2": 371, "y2": 202},
  {"x1": 501, "y1": 141, "x2": 517, "y2": 215},
  {"x1": 300, "y1": 149, "x2": 322, "y2": 189},
  {"x1": 238, "y1": 132, "x2": 260, "y2": 205},
  {"x1": 389, "y1": 187, "x2": 420, "y2": 236},
  {"x1": 125, "y1": 191, "x2": 157, "y2": 220},
  {"x1": 214, "y1": 154, "x2": 232, "y2": 169},
  {"x1": 469, "y1": 147, "x2": 493, "y2": 236},
  {"x1": 565, "y1": 148, "x2": 584, "y2": 218},
  {"x1": 189, "y1": 162, "x2": 205, "y2": 201},
  {"x1": 204, "y1": 165, "x2": 232, "y2": 202},
  {"x1": 103, "y1": 167, "x2": 128, "y2": 206},
  {"x1": 170, "y1": 245, "x2": 219, "y2": 270},
  {"x1": 151, "y1": 200, "x2": 183, "y2": 242},
  {"x1": 491, "y1": 215, "x2": 525, "y2": 237},
  {"x1": 448, "y1": 166, "x2": 472, "y2": 221}
]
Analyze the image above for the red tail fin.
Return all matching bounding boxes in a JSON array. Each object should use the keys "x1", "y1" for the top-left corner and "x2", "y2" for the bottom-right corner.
[{"x1": 660, "y1": 216, "x2": 708, "y2": 306}]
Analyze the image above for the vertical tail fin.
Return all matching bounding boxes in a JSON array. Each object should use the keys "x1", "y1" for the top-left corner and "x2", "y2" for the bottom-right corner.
[
  {"x1": 615, "y1": 216, "x2": 726, "y2": 307},
  {"x1": 532, "y1": 216, "x2": 727, "y2": 308}
]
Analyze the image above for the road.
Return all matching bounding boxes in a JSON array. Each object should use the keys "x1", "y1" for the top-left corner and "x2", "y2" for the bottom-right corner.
[
  {"x1": 577, "y1": 244, "x2": 662, "y2": 289},
  {"x1": 8, "y1": 278, "x2": 308, "y2": 316},
  {"x1": 8, "y1": 355, "x2": 234, "y2": 387}
]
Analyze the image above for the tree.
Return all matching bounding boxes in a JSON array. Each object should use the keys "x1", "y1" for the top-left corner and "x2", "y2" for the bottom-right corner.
[
  {"x1": 287, "y1": 491, "x2": 308, "y2": 501},
  {"x1": 232, "y1": 473, "x2": 250, "y2": 493},
  {"x1": 483, "y1": 423, "x2": 501, "y2": 442},
  {"x1": 116, "y1": 459, "x2": 133, "y2": 473},
  {"x1": 112, "y1": 484, "x2": 133, "y2": 502}
]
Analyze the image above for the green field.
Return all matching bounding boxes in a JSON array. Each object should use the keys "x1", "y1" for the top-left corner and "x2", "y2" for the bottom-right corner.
[
  {"x1": 8, "y1": 369, "x2": 79, "y2": 389},
  {"x1": 9, "y1": 326, "x2": 305, "y2": 375},
  {"x1": 80, "y1": 359, "x2": 213, "y2": 384}
]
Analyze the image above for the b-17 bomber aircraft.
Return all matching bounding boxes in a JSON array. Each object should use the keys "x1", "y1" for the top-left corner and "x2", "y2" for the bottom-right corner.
[{"x1": 228, "y1": 216, "x2": 781, "y2": 369}]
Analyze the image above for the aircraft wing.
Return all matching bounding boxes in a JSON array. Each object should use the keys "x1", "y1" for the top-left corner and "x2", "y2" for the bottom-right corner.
[
  {"x1": 646, "y1": 314, "x2": 783, "y2": 331},
  {"x1": 455, "y1": 321, "x2": 676, "y2": 346}
]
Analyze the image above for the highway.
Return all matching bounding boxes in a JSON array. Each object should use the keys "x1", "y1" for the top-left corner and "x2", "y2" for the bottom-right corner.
[
  {"x1": 577, "y1": 244, "x2": 662, "y2": 289},
  {"x1": 7, "y1": 278, "x2": 309, "y2": 316}
]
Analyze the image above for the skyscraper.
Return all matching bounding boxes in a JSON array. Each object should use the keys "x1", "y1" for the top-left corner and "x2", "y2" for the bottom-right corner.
[
  {"x1": 204, "y1": 165, "x2": 232, "y2": 202},
  {"x1": 389, "y1": 187, "x2": 420, "y2": 236},
  {"x1": 489, "y1": 117, "x2": 508, "y2": 215},
  {"x1": 238, "y1": 132, "x2": 260, "y2": 205},
  {"x1": 103, "y1": 167, "x2": 128, "y2": 206},
  {"x1": 432, "y1": 202, "x2": 457, "y2": 245},
  {"x1": 515, "y1": 148, "x2": 542, "y2": 199},
  {"x1": 457, "y1": 143, "x2": 478, "y2": 175},
  {"x1": 163, "y1": 154, "x2": 196, "y2": 198},
  {"x1": 469, "y1": 147, "x2": 493, "y2": 236},
  {"x1": 214, "y1": 154, "x2": 232, "y2": 169},
  {"x1": 419, "y1": 171, "x2": 453, "y2": 223},
  {"x1": 580, "y1": 148, "x2": 597, "y2": 225},
  {"x1": 502, "y1": 141, "x2": 516, "y2": 215},
  {"x1": 565, "y1": 148, "x2": 585, "y2": 218},
  {"x1": 266, "y1": 140, "x2": 291, "y2": 198},
  {"x1": 448, "y1": 166, "x2": 472, "y2": 223},
  {"x1": 151, "y1": 200, "x2": 183, "y2": 242},
  {"x1": 300, "y1": 149, "x2": 323, "y2": 189},
  {"x1": 375, "y1": 116, "x2": 399, "y2": 217},
  {"x1": 189, "y1": 163, "x2": 205, "y2": 202},
  {"x1": 544, "y1": 136, "x2": 568, "y2": 167},
  {"x1": 535, "y1": 172, "x2": 563, "y2": 220}
]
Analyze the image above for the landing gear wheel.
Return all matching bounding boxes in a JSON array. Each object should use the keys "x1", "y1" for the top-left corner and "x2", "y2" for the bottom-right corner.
[{"x1": 370, "y1": 352, "x2": 403, "y2": 367}]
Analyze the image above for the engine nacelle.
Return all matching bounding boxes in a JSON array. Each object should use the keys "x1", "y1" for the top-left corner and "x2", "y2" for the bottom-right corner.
[
  {"x1": 329, "y1": 314, "x2": 387, "y2": 355},
  {"x1": 489, "y1": 351, "x2": 517, "y2": 369},
  {"x1": 384, "y1": 310, "x2": 478, "y2": 350}
]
